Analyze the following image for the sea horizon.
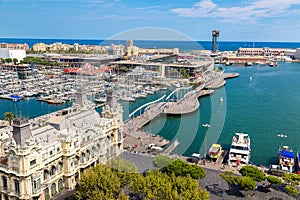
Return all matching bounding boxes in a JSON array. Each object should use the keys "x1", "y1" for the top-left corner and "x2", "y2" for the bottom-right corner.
[
  {"x1": 1, "y1": 38, "x2": 300, "y2": 52},
  {"x1": 1, "y1": 37, "x2": 300, "y2": 43}
]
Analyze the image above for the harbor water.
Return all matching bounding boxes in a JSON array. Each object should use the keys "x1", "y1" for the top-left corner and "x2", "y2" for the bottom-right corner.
[
  {"x1": 1, "y1": 38, "x2": 300, "y2": 166},
  {"x1": 143, "y1": 62, "x2": 300, "y2": 166},
  {"x1": 1, "y1": 62, "x2": 300, "y2": 166}
]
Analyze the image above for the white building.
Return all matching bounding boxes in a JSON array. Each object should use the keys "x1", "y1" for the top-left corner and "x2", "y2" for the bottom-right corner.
[
  {"x1": 0, "y1": 49, "x2": 26, "y2": 62},
  {"x1": 0, "y1": 88, "x2": 123, "y2": 200}
]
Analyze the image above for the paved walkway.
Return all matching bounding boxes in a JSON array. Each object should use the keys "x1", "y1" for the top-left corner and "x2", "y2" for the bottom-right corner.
[{"x1": 119, "y1": 152, "x2": 297, "y2": 200}]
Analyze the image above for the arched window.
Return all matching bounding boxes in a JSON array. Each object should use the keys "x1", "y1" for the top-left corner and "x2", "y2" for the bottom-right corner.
[
  {"x1": 91, "y1": 147, "x2": 95, "y2": 157},
  {"x1": 75, "y1": 156, "x2": 79, "y2": 165},
  {"x1": 57, "y1": 162, "x2": 63, "y2": 173},
  {"x1": 86, "y1": 150, "x2": 90, "y2": 161},
  {"x1": 44, "y1": 188, "x2": 49, "y2": 199},
  {"x1": 43, "y1": 170, "x2": 49, "y2": 181},
  {"x1": 50, "y1": 166, "x2": 56, "y2": 176},
  {"x1": 58, "y1": 179, "x2": 63, "y2": 192},
  {"x1": 80, "y1": 152, "x2": 85, "y2": 163},
  {"x1": 51, "y1": 183, "x2": 56, "y2": 196}
]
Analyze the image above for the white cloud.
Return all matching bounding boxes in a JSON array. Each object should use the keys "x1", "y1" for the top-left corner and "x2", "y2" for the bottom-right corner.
[
  {"x1": 171, "y1": 0, "x2": 300, "y2": 24},
  {"x1": 134, "y1": 5, "x2": 161, "y2": 10}
]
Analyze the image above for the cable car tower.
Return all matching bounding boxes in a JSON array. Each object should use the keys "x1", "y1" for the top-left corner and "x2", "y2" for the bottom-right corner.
[{"x1": 212, "y1": 30, "x2": 220, "y2": 53}]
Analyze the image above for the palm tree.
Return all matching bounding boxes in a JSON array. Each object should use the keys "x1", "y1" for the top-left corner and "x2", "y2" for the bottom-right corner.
[{"x1": 3, "y1": 112, "x2": 16, "y2": 125}]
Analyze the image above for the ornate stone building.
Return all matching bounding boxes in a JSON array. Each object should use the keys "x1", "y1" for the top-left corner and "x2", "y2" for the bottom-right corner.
[{"x1": 0, "y1": 89, "x2": 123, "y2": 200}]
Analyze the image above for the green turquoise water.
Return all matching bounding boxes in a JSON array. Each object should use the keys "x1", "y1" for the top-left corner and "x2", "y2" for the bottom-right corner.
[
  {"x1": 142, "y1": 62, "x2": 300, "y2": 166},
  {"x1": 1, "y1": 62, "x2": 300, "y2": 166}
]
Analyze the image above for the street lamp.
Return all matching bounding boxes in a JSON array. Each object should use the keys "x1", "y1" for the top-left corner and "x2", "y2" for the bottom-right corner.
[
  {"x1": 277, "y1": 134, "x2": 287, "y2": 149},
  {"x1": 202, "y1": 124, "x2": 210, "y2": 160}
]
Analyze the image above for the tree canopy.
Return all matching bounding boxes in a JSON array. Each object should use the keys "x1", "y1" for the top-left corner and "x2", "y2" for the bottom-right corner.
[
  {"x1": 20, "y1": 56, "x2": 61, "y2": 66},
  {"x1": 76, "y1": 164, "x2": 121, "y2": 200},
  {"x1": 131, "y1": 170, "x2": 209, "y2": 200},
  {"x1": 285, "y1": 185, "x2": 299, "y2": 198},
  {"x1": 161, "y1": 159, "x2": 206, "y2": 179},
  {"x1": 13, "y1": 58, "x2": 18, "y2": 64},
  {"x1": 283, "y1": 173, "x2": 300, "y2": 186},
  {"x1": 153, "y1": 155, "x2": 173, "y2": 169},
  {"x1": 5, "y1": 58, "x2": 12, "y2": 63},
  {"x1": 77, "y1": 160, "x2": 209, "y2": 200},
  {"x1": 220, "y1": 171, "x2": 241, "y2": 191},
  {"x1": 239, "y1": 166, "x2": 266, "y2": 182},
  {"x1": 107, "y1": 157, "x2": 138, "y2": 187},
  {"x1": 240, "y1": 176, "x2": 256, "y2": 191},
  {"x1": 267, "y1": 175, "x2": 282, "y2": 185}
]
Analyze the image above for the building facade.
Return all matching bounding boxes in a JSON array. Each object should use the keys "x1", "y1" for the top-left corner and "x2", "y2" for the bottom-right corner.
[
  {"x1": 0, "y1": 49, "x2": 26, "y2": 62},
  {"x1": 0, "y1": 43, "x2": 29, "y2": 51},
  {"x1": 0, "y1": 89, "x2": 123, "y2": 200},
  {"x1": 237, "y1": 47, "x2": 292, "y2": 57}
]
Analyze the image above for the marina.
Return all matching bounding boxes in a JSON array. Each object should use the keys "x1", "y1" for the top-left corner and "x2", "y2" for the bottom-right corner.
[
  {"x1": 0, "y1": 40, "x2": 300, "y2": 170},
  {"x1": 0, "y1": 62, "x2": 300, "y2": 169},
  {"x1": 2, "y1": 0, "x2": 300, "y2": 197}
]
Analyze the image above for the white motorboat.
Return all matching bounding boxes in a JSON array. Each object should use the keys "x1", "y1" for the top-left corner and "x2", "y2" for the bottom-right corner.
[{"x1": 229, "y1": 132, "x2": 251, "y2": 165}]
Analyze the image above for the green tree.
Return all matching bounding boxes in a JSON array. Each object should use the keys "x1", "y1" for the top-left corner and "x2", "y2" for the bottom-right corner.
[
  {"x1": 240, "y1": 176, "x2": 256, "y2": 197},
  {"x1": 239, "y1": 166, "x2": 266, "y2": 182},
  {"x1": 3, "y1": 112, "x2": 15, "y2": 125},
  {"x1": 117, "y1": 192, "x2": 130, "y2": 200},
  {"x1": 153, "y1": 155, "x2": 173, "y2": 169},
  {"x1": 13, "y1": 58, "x2": 18, "y2": 64},
  {"x1": 161, "y1": 159, "x2": 206, "y2": 179},
  {"x1": 107, "y1": 157, "x2": 138, "y2": 187},
  {"x1": 283, "y1": 173, "x2": 300, "y2": 186},
  {"x1": 0, "y1": 58, "x2": 5, "y2": 64},
  {"x1": 76, "y1": 164, "x2": 121, "y2": 200},
  {"x1": 240, "y1": 176, "x2": 256, "y2": 191},
  {"x1": 285, "y1": 185, "x2": 299, "y2": 198},
  {"x1": 5, "y1": 58, "x2": 12, "y2": 63},
  {"x1": 220, "y1": 171, "x2": 241, "y2": 191},
  {"x1": 131, "y1": 170, "x2": 209, "y2": 200},
  {"x1": 267, "y1": 175, "x2": 282, "y2": 185}
]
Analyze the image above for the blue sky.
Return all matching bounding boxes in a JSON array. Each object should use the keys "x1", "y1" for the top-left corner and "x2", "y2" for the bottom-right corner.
[{"x1": 1, "y1": 0, "x2": 300, "y2": 41}]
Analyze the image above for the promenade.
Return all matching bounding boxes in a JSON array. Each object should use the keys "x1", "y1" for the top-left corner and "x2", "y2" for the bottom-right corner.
[
  {"x1": 120, "y1": 152, "x2": 293, "y2": 200},
  {"x1": 122, "y1": 72, "x2": 240, "y2": 156},
  {"x1": 164, "y1": 92, "x2": 199, "y2": 114},
  {"x1": 128, "y1": 102, "x2": 166, "y2": 129}
]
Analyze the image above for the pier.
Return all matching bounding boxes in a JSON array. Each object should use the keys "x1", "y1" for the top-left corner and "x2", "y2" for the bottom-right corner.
[
  {"x1": 123, "y1": 71, "x2": 239, "y2": 155},
  {"x1": 164, "y1": 91, "x2": 199, "y2": 114},
  {"x1": 129, "y1": 102, "x2": 166, "y2": 128},
  {"x1": 163, "y1": 139, "x2": 180, "y2": 155},
  {"x1": 222, "y1": 73, "x2": 240, "y2": 79},
  {"x1": 196, "y1": 89, "x2": 214, "y2": 98}
]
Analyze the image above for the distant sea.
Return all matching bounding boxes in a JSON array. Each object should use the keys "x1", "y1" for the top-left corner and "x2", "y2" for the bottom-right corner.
[{"x1": 1, "y1": 38, "x2": 300, "y2": 51}]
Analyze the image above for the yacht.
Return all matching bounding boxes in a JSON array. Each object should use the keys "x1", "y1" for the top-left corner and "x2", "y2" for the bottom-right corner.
[
  {"x1": 268, "y1": 62, "x2": 278, "y2": 67},
  {"x1": 94, "y1": 97, "x2": 106, "y2": 103},
  {"x1": 229, "y1": 132, "x2": 251, "y2": 165},
  {"x1": 120, "y1": 96, "x2": 135, "y2": 102},
  {"x1": 47, "y1": 99, "x2": 66, "y2": 104},
  {"x1": 278, "y1": 146, "x2": 294, "y2": 173},
  {"x1": 208, "y1": 144, "x2": 222, "y2": 160},
  {"x1": 245, "y1": 62, "x2": 253, "y2": 66}
]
